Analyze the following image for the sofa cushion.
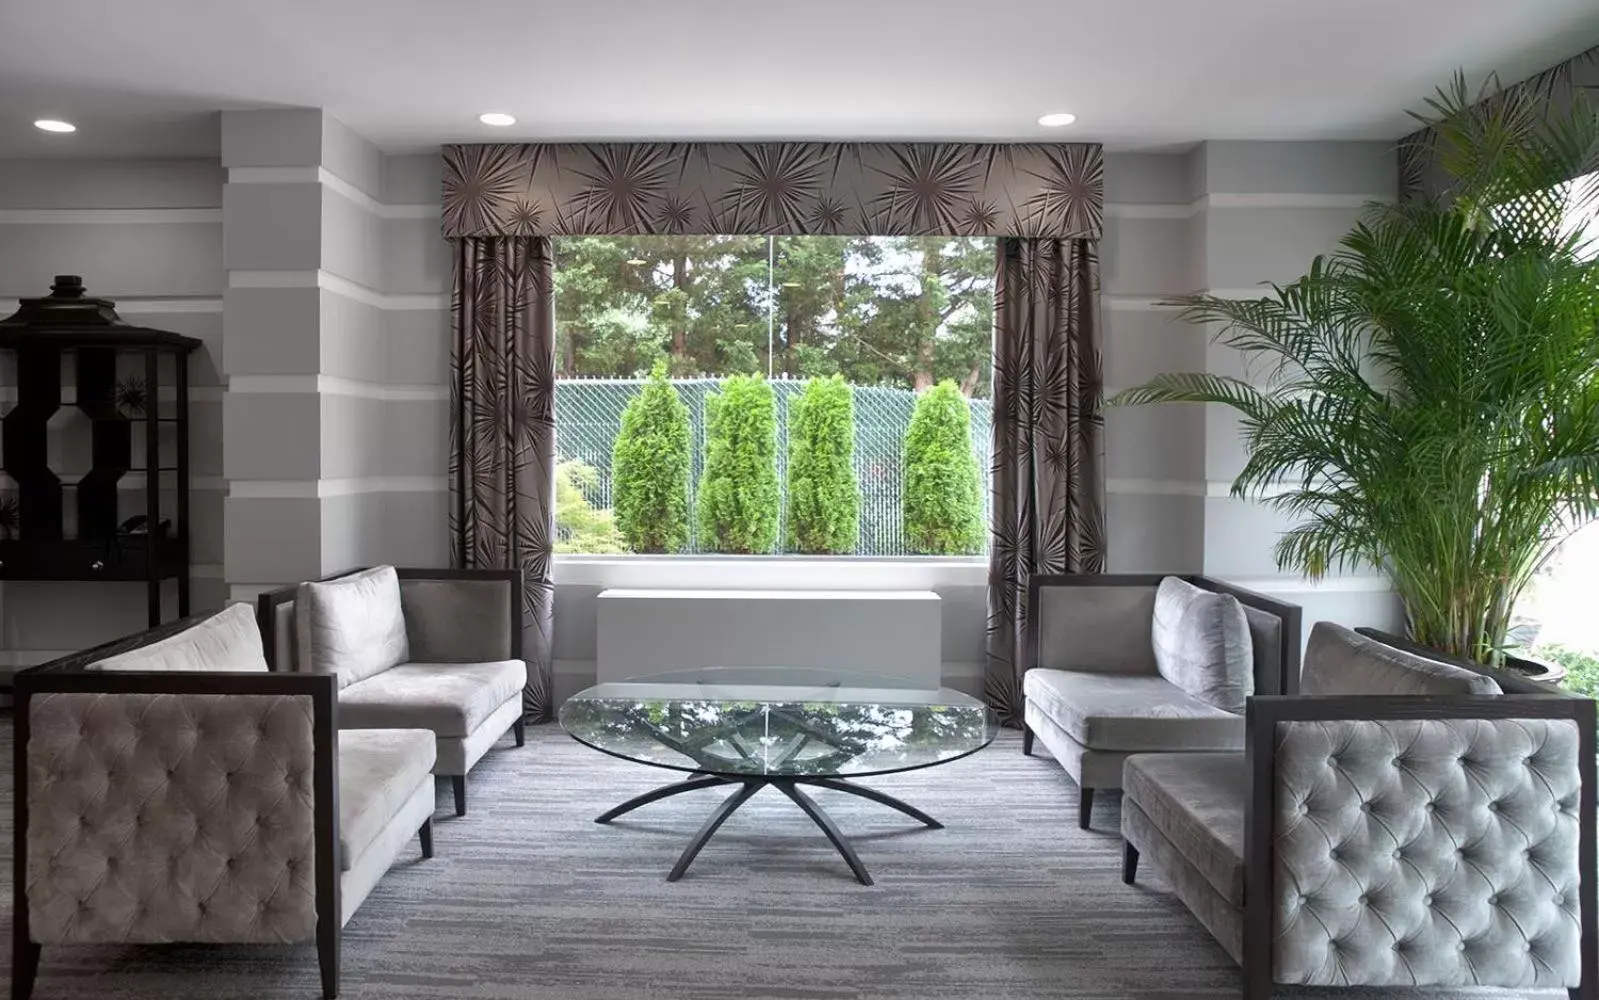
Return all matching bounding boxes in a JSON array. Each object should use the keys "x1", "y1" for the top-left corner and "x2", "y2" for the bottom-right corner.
[
  {"x1": 1151, "y1": 576, "x2": 1252, "y2": 713},
  {"x1": 399, "y1": 578, "x2": 514, "y2": 662},
  {"x1": 338, "y1": 728, "x2": 435, "y2": 872},
  {"x1": 91, "y1": 603, "x2": 268, "y2": 673},
  {"x1": 295, "y1": 566, "x2": 410, "y2": 690},
  {"x1": 1301, "y1": 622, "x2": 1502, "y2": 696},
  {"x1": 339, "y1": 660, "x2": 527, "y2": 738},
  {"x1": 1123, "y1": 752, "x2": 1247, "y2": 906},
  {"x1": 1023, "y1": 668, "x2": 1245, "y2": 752}
]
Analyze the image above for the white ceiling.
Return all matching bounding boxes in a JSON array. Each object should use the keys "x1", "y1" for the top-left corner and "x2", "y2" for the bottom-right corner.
[{"x1": 1, "y1": 0, "x2": 1597, "y2": 158}]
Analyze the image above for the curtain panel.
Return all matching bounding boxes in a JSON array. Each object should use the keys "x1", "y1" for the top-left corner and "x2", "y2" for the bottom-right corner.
[
  {"x1": 442, "y1": 142, "x2": 1103, "y2": 239},
  {"x1": 1400, "y1": 42, "x2": 1599, "y2": 200},
  {"x1": 450, "y1": 236, "x2": 557, "y2": 720},
  {"x1": 985, "y1": 237, "x2": 1106, "y2": 726}
]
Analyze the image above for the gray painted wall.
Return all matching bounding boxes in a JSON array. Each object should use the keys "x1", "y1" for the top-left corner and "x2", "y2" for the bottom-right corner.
[
  {"x1": 0, "y1": 157, "x2": 228, "y2": 670},
  {"x1": 0, "y1": 129, "x2": 1406, "y2": 682}
]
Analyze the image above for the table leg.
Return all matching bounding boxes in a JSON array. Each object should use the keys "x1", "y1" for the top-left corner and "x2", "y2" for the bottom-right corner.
[
  {"x1": 798, "y1": 777, "x2": 944, "y2": 829},
  {"x1": 775, "y1": 781, "x2": 874, "y2": 886},
  {"x1": 667, "y1": 781, "x2": 762, "y2": 882},
  {"x1": 595, "y1": 775, "x2": 732, "y2": 824}
]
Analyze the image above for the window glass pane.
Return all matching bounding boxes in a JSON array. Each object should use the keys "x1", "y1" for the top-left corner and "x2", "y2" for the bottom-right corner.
[{"x1": 552, "y1": 235, "x2": 994, "y2": 557}]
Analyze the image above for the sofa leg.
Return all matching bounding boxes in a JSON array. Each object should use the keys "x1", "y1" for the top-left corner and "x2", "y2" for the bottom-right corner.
[
  {"x1": 1121, "y1": 841, "x2": 1139, "y2": 884},
  {"x1": 317, "y1": 916, "x2": 339, "y2": 999},
  {"x1": 1022, "y1": 725, "x2": 1034, "y2": 756},
  {"x1": 1078, "y1": 787, "x2": 1095, "y2": 830},
  {"x1": 452, "y1": 775, "x2": 467, "y2": 817},
  {"x1": 419, "y1": 817, "x2": 434, "y2": 860},
  {"x1": 12, "y1": 940, "x2": 40, "y2": 1000},
  {"x1": 513, "y1": 716, "x2": 526, "y2": 748}
]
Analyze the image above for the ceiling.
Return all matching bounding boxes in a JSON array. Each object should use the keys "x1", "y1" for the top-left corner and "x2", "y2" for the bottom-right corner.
[{"x1": 1, "y1": 0, "x2": 1597, "y2": 158}]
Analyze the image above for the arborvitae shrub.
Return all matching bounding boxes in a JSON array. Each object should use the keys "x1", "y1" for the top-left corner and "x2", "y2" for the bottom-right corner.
[
  {"x1": 903, "y1": 380, "x2": 984, "y2": 555},
  {"x1": 611, "y1": 362, "x2": 691, "y2": 553},
  {"x1": 697, "y1": 374, "x2": 779, "y2": 553},
  {"x1": 786, "y1": 375, "x2": 859, "y2": 554}
]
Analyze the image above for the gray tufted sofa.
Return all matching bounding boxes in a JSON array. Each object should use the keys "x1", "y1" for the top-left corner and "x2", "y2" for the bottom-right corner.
[
  {"x1": 1021, "y1": 574, "x2": 1302, "y2": 829},
  {"x1": 259, "y1": 567, "x2": 528, "y2": 817},
  {"x1": 1120, "y1": 622, "x2": 1598, "y2": 999},
  {"x1": 12, "y1": 606, "x2": 438, "y2": 1000}
]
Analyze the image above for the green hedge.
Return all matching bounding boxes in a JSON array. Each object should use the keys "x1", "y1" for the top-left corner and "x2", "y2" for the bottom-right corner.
[
  {"x1": 786, "y1": 375, "x2": 859, "y2": 554},
  {"x1": 611, "y1": 363, "x2": 691, "y2": 553},
  {"x1": 697, "y1": 374, "x2": 780, "y2": 553},
  {"x1": 904, "y1": 380, "x2": 984, "y2": 555},
  {"x1": 554, "y1": 459, "x2": 625, "y2": 554}
]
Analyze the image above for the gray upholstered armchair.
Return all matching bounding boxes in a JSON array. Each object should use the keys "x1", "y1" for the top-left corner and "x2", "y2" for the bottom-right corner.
[
  {"x1": 12, "y1": 606, "x2": 437, "y2": 999},
  {"x1": 1121, "y1": 622, "x2": 1598, "y2": 999},
  {"x1": 1022, "y1": 574, "x2": 1302, "y2": 828},
  {"x1": 259, "y1": 566, "x2": 527, "y2": 817}
]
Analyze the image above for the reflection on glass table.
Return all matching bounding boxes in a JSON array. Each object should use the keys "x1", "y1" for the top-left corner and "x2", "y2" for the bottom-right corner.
[{"x1": 559, "y1": 667, "x2": 997, "y2": 885}]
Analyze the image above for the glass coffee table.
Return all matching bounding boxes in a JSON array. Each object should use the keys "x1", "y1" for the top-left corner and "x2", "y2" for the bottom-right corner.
[{"x1": 558, "y1": 667, "x2": 998, "y2": 885}]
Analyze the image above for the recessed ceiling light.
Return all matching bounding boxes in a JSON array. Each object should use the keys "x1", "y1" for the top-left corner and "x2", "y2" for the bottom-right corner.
[
  {"x1": 478, "y1": 112, "x2": 516, "y2": 127},
  {"x1": 34, "y1": 119, "x2": 76, "y2": 133},
  {"x1": 625, "y1": 258, "x2": 647, "y2": 266},
  {"x1": 1037, "y1": 112, "x2": 1077, "y2": 128}
]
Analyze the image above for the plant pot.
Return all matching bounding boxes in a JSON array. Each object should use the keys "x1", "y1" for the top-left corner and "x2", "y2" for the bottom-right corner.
[{"x1": 1503, "y1": 651, "x2": 1568, "y2": 686}]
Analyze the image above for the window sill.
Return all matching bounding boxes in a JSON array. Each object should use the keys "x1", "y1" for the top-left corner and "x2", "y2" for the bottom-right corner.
[{"x1": 552, "y1": 554, "x2": 988, "y2": 590}]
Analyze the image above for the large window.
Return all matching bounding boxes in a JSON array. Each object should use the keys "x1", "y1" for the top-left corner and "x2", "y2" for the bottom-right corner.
[
  {"x1": 1510, "y1": 170, "x2": 1599, "y2": 687},
  {"x1": 552, "y1": 235, "x2": 995, "y2": 556}
]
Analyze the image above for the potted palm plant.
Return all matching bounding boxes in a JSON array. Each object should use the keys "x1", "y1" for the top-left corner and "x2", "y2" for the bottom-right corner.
[{"x1": 1113, "y1": 74, "x2": 1599, "y2": 672}]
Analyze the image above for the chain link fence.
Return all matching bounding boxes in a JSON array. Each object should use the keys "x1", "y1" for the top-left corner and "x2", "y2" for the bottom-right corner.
[{"x1": 555, "y1": 376, "x2": 991, "y2": 555}]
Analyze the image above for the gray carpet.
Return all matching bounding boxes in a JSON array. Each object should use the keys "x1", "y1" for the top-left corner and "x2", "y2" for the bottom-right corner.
[{"x1": 0, "y1": 722, "x2": 1554, "y2": 1000}]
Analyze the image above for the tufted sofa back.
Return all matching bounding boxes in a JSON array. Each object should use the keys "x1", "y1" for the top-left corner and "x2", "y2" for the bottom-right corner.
[
  {"x1": 1272, "y1": 717, "x2": 1581, "y2": 986},
  {"x1": 1244, "y1": 693, "x2": 1595, "y2": 992},
  {"x1": 25, "y1": 691, "x2": 319, "y2": 944},
  {"x1": 13, "y1": 664, "x2": 340, "y2": 954}
]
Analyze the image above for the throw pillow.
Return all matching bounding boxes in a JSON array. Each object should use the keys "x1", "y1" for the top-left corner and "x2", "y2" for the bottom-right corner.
[
  {"x1": 93, "y1": 602, "x2": 269, "y2": 672},
  {"x1": 1151, "y1": 576, "x2": 1253, "y2": 713},
  {"x1": 1300, "y1": 622, "x2": 1502, "y2": 696},
  {"x1": 295, "y1": 565, "x2": 410, "y2": 688}
]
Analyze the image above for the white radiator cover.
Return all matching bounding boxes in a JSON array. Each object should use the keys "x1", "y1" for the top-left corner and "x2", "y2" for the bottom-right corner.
[{"x1": 595, "y1": 588, "x2": 942, "y2": 686}]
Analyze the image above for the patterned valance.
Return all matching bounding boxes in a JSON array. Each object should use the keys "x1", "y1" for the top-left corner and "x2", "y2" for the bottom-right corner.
[{"x1": 441, "y1": 142, "x2": 1103, "y2": 240}]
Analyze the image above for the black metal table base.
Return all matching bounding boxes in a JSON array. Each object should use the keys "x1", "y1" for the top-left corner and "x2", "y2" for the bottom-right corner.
[{"x1": 595, "y1": 774, "x2": 944, "y2": 885}]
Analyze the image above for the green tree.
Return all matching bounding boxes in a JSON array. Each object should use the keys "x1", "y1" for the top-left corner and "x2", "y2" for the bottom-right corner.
[
  {"x1": 786, "y1": 375, "x2": 859, "y2": 554},
  {"x1": 554, "y1": 460, "x2": 625, "y2": 554},
  {"x1": 903, "y1": 380, "x2": 984, "y2": 554},
  {"x1": 698, "y1": 374, "x2": 780, "y2": 553},
  {"x1": 611, "y1": 363, "x2": 691, "y2": 553}
]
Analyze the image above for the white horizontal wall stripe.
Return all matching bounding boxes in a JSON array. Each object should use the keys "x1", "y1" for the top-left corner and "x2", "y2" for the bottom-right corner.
[
  {"x1": 1106, "y1": 478, "x2": 1205, "y2": 497},
  {"x1": 227, "y1": 375, "x2": 447, "y2": 400},
  {"x1": 228, "y1": 476, "x2": 446, "y2": 499},
  {"x1": 1198, "y1": 192, "x2": 1392, "y2": 211},
  {"x1": 226, "y1": 166, "x2": 438, "y2": 220},
  {"x1": 1103, "y1": 295, "x2": 1183, "y2": 311},
  {"x1": 1223, "y1": 574, "x2": 1390, "y2": 594},
  {"x1": 0, "y1": 208, "x2": 222, "y2": 225},
  {"x1": 226, "y1": 270, "x2": 446, "y2": 311},
  {"x1": 1101, "y1": 193, "x2": 1392, "y2": 222}
]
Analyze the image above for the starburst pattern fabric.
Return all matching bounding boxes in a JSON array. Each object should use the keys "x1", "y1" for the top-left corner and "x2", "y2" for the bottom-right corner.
[
  {"x1": 985, "y1": 238, "x2": 1106, "y2": 726},
  {"x1": 442, "y1": 142, "x2": 1103, "y2": 239},
  {"x1": 449, "y1": 236, "x2": 556, "y2": 721}
]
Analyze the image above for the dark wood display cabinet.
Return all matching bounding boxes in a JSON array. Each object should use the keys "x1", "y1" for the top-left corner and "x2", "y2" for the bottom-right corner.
[{"x1": 0, "y1": 276, "x2": 200, "y2": 627}]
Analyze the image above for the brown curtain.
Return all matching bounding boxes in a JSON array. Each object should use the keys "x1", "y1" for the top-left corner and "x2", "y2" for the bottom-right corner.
[
  {"x1": 449, "y1": 236, "x2": 557, "y2": 721},
  {"x1": 984, "y1": 237, "x2": 1106, "y2": 725}
]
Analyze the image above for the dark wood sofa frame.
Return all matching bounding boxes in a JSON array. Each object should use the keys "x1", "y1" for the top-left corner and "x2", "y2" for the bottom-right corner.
[{"x1": 11, "y1": 657, "x2": 352, "y2": 1000}]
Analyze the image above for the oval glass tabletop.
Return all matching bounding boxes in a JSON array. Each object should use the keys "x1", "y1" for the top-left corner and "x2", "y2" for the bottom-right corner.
[{"x1": 558, "y1": 666, "x2": 999, "y2": 779}]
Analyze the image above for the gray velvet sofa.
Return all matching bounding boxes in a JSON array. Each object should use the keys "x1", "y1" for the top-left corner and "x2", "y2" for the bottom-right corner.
[
  {"x1": 1121, "y1": 622, "x2": 1597, "y2": 999},
  {"x1": 12, "y1": 603, "x2": 437, "y2": 1000},
  {"x1": 1021, "y1": 574, "x2": 1302, "y2": 829},
  {"x1": 259, "y1": 566, "x2": 528, "y2": 818}
]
